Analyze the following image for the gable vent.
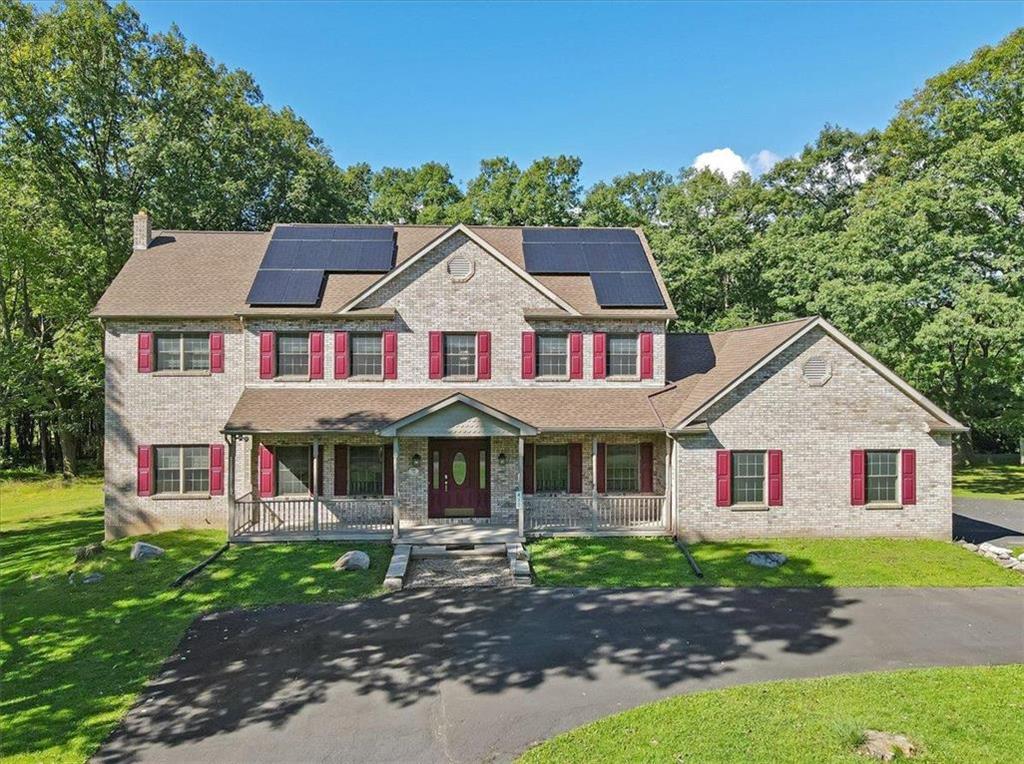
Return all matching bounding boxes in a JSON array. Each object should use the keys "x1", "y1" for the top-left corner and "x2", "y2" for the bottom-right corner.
[
  {"x1": 802, "y1": 356, "x2": 832, "y2": 386},
  {"x1": 447, "y1": 254, "x2": 474, "y2": 282}
]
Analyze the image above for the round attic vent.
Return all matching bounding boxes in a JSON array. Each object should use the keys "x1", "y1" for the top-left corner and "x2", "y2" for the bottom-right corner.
[
  {"x1": 447, "y1": 254, "x2": 474, "y2": 282},
  {"x1": 802, "y1": 356, "x2": 832, "y2": 386}
]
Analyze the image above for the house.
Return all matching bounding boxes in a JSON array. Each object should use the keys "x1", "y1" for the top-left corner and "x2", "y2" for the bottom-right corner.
[{"x1": 92, "y1": 213, "x2": 966, "y2": 543}]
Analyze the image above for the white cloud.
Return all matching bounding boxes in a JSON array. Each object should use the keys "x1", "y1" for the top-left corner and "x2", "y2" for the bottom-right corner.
[{"x1": 691, "y1": 147, "x2": 783, "y2": 180}]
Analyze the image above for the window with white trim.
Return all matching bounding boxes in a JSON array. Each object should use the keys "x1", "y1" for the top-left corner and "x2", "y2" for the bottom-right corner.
[
  {"x1": 154, "y1": 446, "x2": 209, "y2": 494},
  {"x1": 536, "y1": 334, "x2": 568, "y2": 378},
  {"x1": 606, "y1": 334, "x2": 637, "y2": 377},
  {"x1": 605, "y1": 444, "x2": 639, "y2": 493},
  {"x1": 276, "y1": 333, "x2": 309, "y2": 377},
  {"x1": 731, "y1": 451, "x2": 765, "y2": 504},
  {"x1": 155, "y1": 333, "x2": 209, "y2": 371},
  {"x1": 866, "y1": 450, "x2": 898, "y2": 503},
  {"x1": 444, "y1": 333, "x2": 476, "y2": 377},
  {"x1": 351, "y1": 333, "x2": 382, "y2": 377},
  {"x1": 276, "y1": 445, "x2": 311, "y2": 495},
  {"x1": 535, "y1": 444, "x2": 569, "y2": 492},
  {"x1": 348, "y1": 445, "x2": 385, "y2": 496}
]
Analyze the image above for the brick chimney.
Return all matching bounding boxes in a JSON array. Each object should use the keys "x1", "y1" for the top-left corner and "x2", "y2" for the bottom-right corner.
[{"x1": 133, "y1": 210, "x2": 152, "y2": 250}]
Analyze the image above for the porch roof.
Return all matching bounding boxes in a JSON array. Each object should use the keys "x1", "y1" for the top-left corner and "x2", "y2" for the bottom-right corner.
[{"x1": 223, "y1": 386, "x2": 666, "y2": 435}]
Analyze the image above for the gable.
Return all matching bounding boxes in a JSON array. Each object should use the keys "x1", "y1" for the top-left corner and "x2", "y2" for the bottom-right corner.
[{"x1": 395, "y1": 401, "x2": 522, "y2": 437}]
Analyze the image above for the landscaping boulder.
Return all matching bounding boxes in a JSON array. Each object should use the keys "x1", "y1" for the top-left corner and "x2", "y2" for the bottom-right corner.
[
  {"x1": 130, "y1": 542, "x2": 165, "y2": 561},
  {"x1": 1012, "y1": 561, "x2": 1024, "y2": 573},
  {"x1": 745, "y1": 551, "x2": 788, "y2": 568},
  {"x1": 1018, "y1": 552, "x2": 1024, "y2": 562},
  {"x1": 856, "y1": 730, "x2": 917, "y2": 761},
  {"x1": 958, "y1": 542, "x2": 978, "y2": 552},
  {"x1": 978, "y1": 542, "x2": 1011, "y2": 559},
  {"x1": 333, "y1": 550, "x2": 370, "y2": 571},
  {"x1": 82, "y1": 572, "x2": 104, "y2": 584},
  {"x1": 75, "y1": 542, "x2": 104, "y2": 562}
]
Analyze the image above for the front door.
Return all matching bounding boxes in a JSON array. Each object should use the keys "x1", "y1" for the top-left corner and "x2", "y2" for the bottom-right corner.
[{"x1": 427, "y1": 438, "x2": 490, "y2": 518}]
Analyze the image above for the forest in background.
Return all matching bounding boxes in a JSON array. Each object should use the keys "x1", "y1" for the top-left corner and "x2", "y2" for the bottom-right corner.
[{"x1": 1, "y1": 0, "x2": 1021, "y2": 474}]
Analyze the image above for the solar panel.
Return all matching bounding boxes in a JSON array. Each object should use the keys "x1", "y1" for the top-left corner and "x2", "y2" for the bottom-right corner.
[
  {"x1": 583, "y1": 242, "x2": 649, "y2": 272},
  {"x1": 522, "y1": 243, "x2": 588, "y2": 273},
  {"x1": 247, "y1": 269, "x2": 325, "y2": 306},
  {"x1": 272, "y1": 225, "x2": 393, "y2": 241},
  {"x1": 590, "y1": 271, "x2": 666, "y2": 308}
]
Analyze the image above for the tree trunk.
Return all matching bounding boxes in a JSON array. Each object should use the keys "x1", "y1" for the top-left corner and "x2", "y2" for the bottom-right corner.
[
  {"x1": 2, "y1": 421, "x2": 10, "y2": 462},
  {"x1": 15, "y1": 412, "x2": 33, "y2": 460},
  {"x1": 39, "y1": 419, "x2": 53, "y2": 473},
  {"x1": 58, "y1": 428, "x2": 79, "y2": 476}
]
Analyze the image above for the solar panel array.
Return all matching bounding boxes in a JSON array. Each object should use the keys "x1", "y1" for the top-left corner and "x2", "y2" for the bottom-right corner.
[
  {"x1": 247, "y1": 226, "x2": 395, "y2": 306},
  {"x1": 521, "y1": 228, "x2": 666, "y2": 308}
]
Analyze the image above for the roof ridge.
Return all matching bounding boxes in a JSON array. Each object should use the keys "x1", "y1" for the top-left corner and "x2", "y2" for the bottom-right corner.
[
  {"x1": 712, "y1": 316, "x2": 818, "y2": 335},
  {"x1": 154, "y1": 229, "x2": 267, "y2": 235}
]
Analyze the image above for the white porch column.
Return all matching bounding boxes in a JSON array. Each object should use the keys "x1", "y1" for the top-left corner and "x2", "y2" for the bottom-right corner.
[
  {"x1": 664, "y1": 433, "x2": 673, "y2": 534},
  {"x1": 591, "y1": 436, "x2": 599, "y2": 531},
  {"x1": 312, "y1": 440, "x2": 321, "y2": 539},
  {"x1": 517, "y1": 436, "x2": 525, "y2": 537},
  {"x1": 226, "y1": 434, "x2": 237, "y2": 537},
  {"x1": 392, "y1": 437, "x2": 400, "y2": 542}
]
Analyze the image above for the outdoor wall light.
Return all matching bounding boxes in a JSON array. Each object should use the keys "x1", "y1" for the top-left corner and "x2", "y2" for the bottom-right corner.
[
  {"x1": 497, "y1": 453, "x2": 507, "y2": 467},
  {"x1": 411, "y1": 453, "x2": 421, "y2": 469}
]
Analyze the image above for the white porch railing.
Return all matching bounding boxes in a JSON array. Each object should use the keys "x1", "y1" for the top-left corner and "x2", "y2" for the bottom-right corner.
[
  {"x1": 524, "y1": 494, "x2": 668, "y2": 535},
  {"x1": 230, "y1": 494, "x2": 394, "y2": 540}
]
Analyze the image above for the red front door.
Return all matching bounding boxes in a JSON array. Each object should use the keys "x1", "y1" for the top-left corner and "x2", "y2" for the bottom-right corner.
[{"x1": 427, "y1": 438, "x2": 490, "y2": 518}]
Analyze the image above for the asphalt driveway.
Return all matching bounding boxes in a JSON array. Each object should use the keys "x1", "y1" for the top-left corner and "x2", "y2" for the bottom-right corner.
[
  {"x1": 953, "y1": 496, "x2": 1024, "y2": 546},
  {"x1": 95, "y1": 587, "x2": 1023, "y2": 764}
]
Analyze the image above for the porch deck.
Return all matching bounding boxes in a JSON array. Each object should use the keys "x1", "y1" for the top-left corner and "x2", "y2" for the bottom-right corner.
[{"x1": 397, "y1": 523, "x2": 522, "y2": 546}]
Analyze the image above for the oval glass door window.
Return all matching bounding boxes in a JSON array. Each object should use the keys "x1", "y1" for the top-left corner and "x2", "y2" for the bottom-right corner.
[{"x1": 451, "y1": 452, "x2": 467, "y2": 485}]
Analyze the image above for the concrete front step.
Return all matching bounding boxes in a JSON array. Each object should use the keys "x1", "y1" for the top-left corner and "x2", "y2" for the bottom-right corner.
[{"x1": 410, "y1": 543, "x2": 507, "y2": 559}]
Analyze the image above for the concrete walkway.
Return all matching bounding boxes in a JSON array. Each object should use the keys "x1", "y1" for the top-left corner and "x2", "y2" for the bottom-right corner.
[
  {"x1": 953, "y1": 497, "x2": 1024, "y2": 547},
  {"x1": 95, "y1": 587, "x2": 1024, "y2": 764}
]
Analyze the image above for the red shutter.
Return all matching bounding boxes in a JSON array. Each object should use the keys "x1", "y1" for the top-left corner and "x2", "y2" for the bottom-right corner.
[
  {"x1": 715, "y1": 450, "x2": 731, "y2": 507},
  {"x1": 334, "y1": 331, "x2": 349, "y2": 379},
  {"x1": 901, "y1": 449, "x2": 917, "y2": 505},
  {"x1": 568, "y1": 443, "x2": 583, "y2": 494},
  {"x1": 209, "y1": 443, "x2": 225, "y2": 495},
  {"x1": 767, "y1": 449, "x2": 783, "y2": 506},
  {"x1": 258, "y1": 444, "x2": 275, "y2": 498},
  {"x1": 428, "y1": 331, "x2": 443, "y2": 379},
  {"x1": 568, "y1": 332, "x2": 583, "y2": 379},
  {"x1": 334, "y1": 444, "x2": 348, "y2": 496},
  {"x1": 137, "y1": 445, "x2": 152, "y2": 496},
  {"x1": 383, "y1": 330, "x2": 398, "y2": 380},
  {"x1": 137, "y1": 332, "x2": 154, "y2": 373},
  {"x1": 596, "y1": 442, "x2": 606, "y2": 493},
  {"x1": 259, "y1": 331, "x2": 275, "y2": 379},
  {"x1": 639, "y1": 442, "x2": 654, "y2": 493},
  {"x1": 383, "y1": 444, "x2": 394, "y2": 495},
  {"x1": 850, "y1": 449, "x2": 866, "y2": 505},
  {"x1": 309, "y1": 331, "x2": 324, "y2": 379},
  {"x1": 639, "y1": 331, "x2": 654, "y2": 380},
  {"x1": 477, "y1": 331, "x2": 491, "y2": 380},
  {"x1": 209, "y1": 332, "x2": 224, "y2": 373},
  {"x1": 593, "y1": 333, "x2": 607, "y2": 379},
  {"x1": 523, "y1": 443, "x2": 535, "y2": 494},
  {"x1": 521, "y1": 331, "x2": 536, "y2": 379}
]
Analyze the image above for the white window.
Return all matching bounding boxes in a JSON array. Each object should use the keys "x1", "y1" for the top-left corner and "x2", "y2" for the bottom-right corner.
[
  {"x1": 731, "y1": 451, "x2": 765, "y2": 504},
  {"x1": 444, "y1": 333, "x2": 476, "y2": 377},
  {"x1": 606, "y1": 334, "x2": 637, "y2": 377},
  {"x1": 276, "y1": 333, "x2": 309, "y2": 376},
  {"x1": 605, "y1": 444, "x2": 639, "y2": 493},
  {"x1": 276, "y1": 445, "x2": 311, "y2": 495},
  {"x1": 154, "y1": 446, "x2": 209, "y2": 494},
  {"x1": 351, "y1": 333, "x2": 382, "y2": 377},
  {"x1": 866, "y1": 450, "x2": 898, "y2": 503},
  {"x1": 348, "y1": 446, "x2": 385, "y2": 496},
  {"x1": 534, "y1": 444, "x2": 569, "y2": 492},
  {"x1": 536, "y1": 335, "x2": 568, "y2": 377},
  {"x1": 155, "y1": 333, "x2": 209, "y2": 371}
]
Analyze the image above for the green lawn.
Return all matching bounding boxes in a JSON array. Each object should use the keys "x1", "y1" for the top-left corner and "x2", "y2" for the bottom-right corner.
[
  {"x1": 529, "y1": 537, "x2": 1023, "y2": 588},
  {"x1": 0, "y1": 477, "x2": 388, "y2": 764},
  {"x1": 953, "y1": 463, "x2": 1024, "y2": 500},
  {"x1": 519, "y1": 664, "x2": 1024, "y2": 763}
]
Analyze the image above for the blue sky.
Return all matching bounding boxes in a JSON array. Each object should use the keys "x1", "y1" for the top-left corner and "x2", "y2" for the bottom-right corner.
[{"x1": 122, "y1": 1, "x2": 1020, "y2": 184}]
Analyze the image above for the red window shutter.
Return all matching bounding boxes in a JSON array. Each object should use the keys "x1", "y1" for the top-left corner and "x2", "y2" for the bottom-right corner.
[
  {"x1": 521, "y1": 332, "x2": 536, "y2": 379},
  {"x1": 137, "y1": 332, "x2": 154, "y2": 373},
  {"x1": 477, "y1": 331, "x2": 491, "y2": 380},
  {"x1": 523, "y1": 443, "x2": 535, "y2": 494},
  {"x1": 901, "y1": 449, "x2": 917, "y2": 505},
  {"x1": 334, "y1": 331, "x2": 349, "y2": 379},
  {"x1": 383, "y1": 444, "x2": 394, "y2": 495},
  {"x1": 209, "y1": 332, "x2": 224, "y2": 373},
  {"x1": 850, "y1": 449, "x2": 866, "y2": 505},
  {"x1": 640, "y1": 442, "x2": 654, "y2": 493},
  {"x1": 383, "y1": 330, "x2": 398, "y2": 380},
  {"x1": 428, "y1": 331, "x2": 443, "y2": 379},
  {"x1": 568, "y1": 332, "x2": 583, "y2": 379},
  {"x1": 259, "y1": 332, "x2": 275, "y2": 379},
  {"x1": 309, "y1": 331, "x2": 324, "y2": 379},
  {"x1": 596, "y1": 443, "x2": 606, "y2": 493},
  {"x1": 715, "y1": 450, "x2": 732, "y2": 507},
  {"x1": 334, "y1": 444, "x2": 348, "y2": 496},
  {"x1": 568, "y1": 443, "x2": 583, "y2": 494},
  {"x1": 209, "y1": 443, "x2": 225, "y2": 495},
  {"x1": 639, "y1": 331, "x2": 654, "y2": 380},
  {"x1": 258, "y1": 444, "x2": 275, "y2": 498},
  {"x1": 137, "y1": 445, "x2": 152, "y2": 496},
  {"x1": 593, "y1": 333, "x2": 607, "y2": 379},
  {"x1": 767, "y1": 449, "x2": 783, "y2": 506}
]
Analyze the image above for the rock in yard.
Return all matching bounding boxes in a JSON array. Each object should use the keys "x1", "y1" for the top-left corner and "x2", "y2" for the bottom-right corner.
[
  {"x1": 959, "y1": 542, "x2": 978, "y2": 552},
  {"x1": 82, "y1": 572, "x2": 104, "y2": 584},
  {"x1": 998, "y1": 557, "x2": 1018, "y2": 569},
  {"x1": 1018, "y1": 553, "x2": 1024, "y2": 562},
  {"x1": 745, "y1": 551, "x2": 788, "y2": 568},
  {"x1": 75, "y1": 542, "x2": 104, "y2": 562},
  {"x1": 130, "y1": 542, "x2": 165, "y2": 561},
  {"x1": 332, "y1": 550, "x2": 370, "y2": 571},
  {"x1": 856, "y1": 730, "x2": 917, "y2": 761},
  {"x1": 978, "y1": 542, "x2": 1011, "y2": 559},
  {"x1": 1011, "y1": 561, "x2": 1024, "y2": 573}
]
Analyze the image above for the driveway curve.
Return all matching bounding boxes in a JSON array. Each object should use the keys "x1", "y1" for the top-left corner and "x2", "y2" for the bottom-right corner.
[{"x1": 95, "y1": 587, "x2": 1024, "y2": 764}]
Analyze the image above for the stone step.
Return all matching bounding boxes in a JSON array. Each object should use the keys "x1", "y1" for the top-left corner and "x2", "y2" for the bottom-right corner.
[{"x1": 410, "y1": 543, "x2": 507, "y2": 559}]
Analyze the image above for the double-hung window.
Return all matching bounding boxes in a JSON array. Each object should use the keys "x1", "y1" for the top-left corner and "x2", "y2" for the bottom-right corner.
[
  {"x1": 866, "y1": 450, "x2": 898, "y2": 503},
  {"x1": 534, "y1": 444, "x2": 569, "y2": 492},
  {"x1": 605, "y1": 444, "x2": 639, "y2": 493},
  {"x1": 536, "y1": 335, "x2": 568, "y2": 378},
  {"x1": 155, "y1": 333, "x2": 209, "y2": 371},
  {"x1": 444, "y1": 333, "x2": 476, "y2": 377},
  {"x1": 348, "y1": 446, "x2": 385, "y2": 496},
  {"x1": 606, "y1": 334, "x2": 637, "y2": 377},
  {"x1": 276, "y1": 445, "x2": 311, "y2": 495},
  {"x1": 351, "y1": 333, "x2": 383, "y2": 377},
  {"x1": 154, "y1": 446, "x2": 209, "y2": 494},
  {"x1": 731, "y1": 451, "x2": 765, "y2": 504},
  {"x1": 276, "y1": 333, "x2": 309, "y2": 377}
]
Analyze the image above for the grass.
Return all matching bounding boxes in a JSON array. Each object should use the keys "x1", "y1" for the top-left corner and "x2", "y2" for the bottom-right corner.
[
  {"x1": 529, "y1": 537, "x2": 1024, "y2": 588},
  {"x1": 0, "y1": 476, "x2": 388, "y2": 764},
  {"x1": 519, "y1": 664, "x2": 1024, "y2": 763},
  {"x1": 953, "y1": 463, "x2": 1024, "y2": 500}
]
